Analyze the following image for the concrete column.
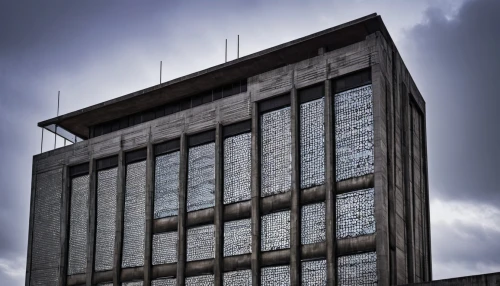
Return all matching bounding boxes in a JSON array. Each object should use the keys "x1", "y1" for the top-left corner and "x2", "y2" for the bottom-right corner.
[
  {"x1": 144, "y1": 134, "x2": 154, "y2": 285},
  {"x1": 250, "y1": 102, "x2": 261, "y2": 286},
  {"x1": 59, "y1": 165, "x2": 70, "y2": 286},
  {"x1": 25, "y1": 162, "x2": 37, "y2": 286},
  {"x1": 290, "y1": 86, "x2": 301, "y2": 285},
  {"x1": 113, "y1": 149, "x2": 125, "y2": 285},
  {"x1": 324, "y1": 79, "x2": 336, "y2": 285},
  {"x1": 86, "y1": 158, "x2": 97, "y2": 286},
  {"x1": 177, "y1": 134, "x2": 188, "y2": 286},
  {"x1": 214, "y1": 124, "x2": 223, "y2": 285}
]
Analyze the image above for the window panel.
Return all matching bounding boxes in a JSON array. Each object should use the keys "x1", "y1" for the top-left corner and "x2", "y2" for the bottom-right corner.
[
  {"x1": 152, "y1": 231, "x2": 178, "y2": 265},
  {"x1": 224, "y1": 133, "x2": 251, "y2": 204},
  {"x1": 335, "y1": 85, "x2": 374, "y2": 181},
  {"x1": 154, "y1": 151, "x2": 180, "y2": 218},
  {"x1": 122, "y1": 282, "x2": 143, "y2": 286},
  {"x1": 122, "y1": 161, "x2": 147, "y2": 268},
  {"x1": 336, "y1": 188, "x2": 375, "y2": 239},
  {"x1": 152, "y1": 278, "x2": 176, "y2": 286},
  {"x1": 223, "y1": 269, "x2": 252, "y2": 286},
  {"x1": 68, "y1": 175, "x2": 90, "y2": 275},
  {"x1": 300, "y1": 98, "x2": 325, "y2": 189},
  {"x1": 261, "y1": 265, "x2": 290, "y2": 286},
  {"x1": 224, "y1": 218, "x2": 252, "y2": 257},
  {"x1": 30, "y1": 169, "x2": 62, "y2": 286},
  {"x1": 187, "y1": 224, "x2": 214, "y2": 261},
  {"x1": 261, "y1": 107, "x2": 291, "y2": 197},
  {"x1": 95, "y1": 168, "x2": 117, "y2": 271},
  {"x1": 338, "y1": 252, "x2": 377, "y2": 285},
  {"x1": 302, "y1": 259, "x2": 327, "y2": 285},
  {"x1": 187, "y1": 143, "x2": 215, "y2": 212},
  {"x1": 261, "y1": 210, "x2": 290, "y2": 251},
  {"x1": 185, "y1": 275, "x2": 214, "y2": 285},
  {"x1": 301, "y1": 203, "x2": 326, "y2": 245}
]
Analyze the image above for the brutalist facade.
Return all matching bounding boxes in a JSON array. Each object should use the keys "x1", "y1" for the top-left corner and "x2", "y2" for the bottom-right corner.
[{"x1": 27, "y1": 14, "x2": 431, "y2": 286}]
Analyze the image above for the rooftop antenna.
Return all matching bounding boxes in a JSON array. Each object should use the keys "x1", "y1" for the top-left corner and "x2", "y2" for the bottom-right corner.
[
  {"x1": 237, "y1": 35, "x2": 239, "y2": 59},
  {"x1": 54, "y1": 91, "x2": 60, "y2": 149},
  {"x1": 40, "y1": 128, "x2": 44, "y2": 153},
  {"x1": 225, "y1": 39, "x2": 227, "y2": 63},
  {"x1": 160, "y1": 61, "x2": 162, "y2": 84}
]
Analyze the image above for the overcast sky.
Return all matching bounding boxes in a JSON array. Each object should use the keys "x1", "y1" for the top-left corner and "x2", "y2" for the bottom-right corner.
[{"x1": 1, "y1": 0, "x2": 499, "y2": 284}]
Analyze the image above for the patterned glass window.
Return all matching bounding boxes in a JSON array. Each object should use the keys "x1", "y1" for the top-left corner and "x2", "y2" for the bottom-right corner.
[
  {"x1": 122, "y1": 160, "x2": 147, "y2": 268},
  {"x1": 31, "y1": 169, "x2": 62, "y2": 285},
  {"x1": 122, "y1": 282, "x2": 143, "y2": 286},
  {"x1": 224, "y1": 218, "x2": 252, "y2": 257},
  {"x1": 152, "y1": 231, "x2": 178, "y2": 265},
  {"x1": 261, "y1": 265, "x2": 290, "y2": 285},
  {"x1": 185, "y1": 275, "x2": 214, "y2": 285},
  {"x1": 95, "y1": 167, "x2": 117, "y2": 271},
  {"x1": 338, "y1": 252, "x2": 377, "y2": 285},
  {"x1": 154, "y1": 151, "x2": 180, "y2": 218},
  {"x1": 336, "y1": 188, "x2": 375, "y2": 239},
  {"x1": 224, "y1": 133, "x2": 251, "y2": 204},
  {"x1": 335, "y1": 85, "x2": 374, "y2": 181},
  {"x1": 300, "y1": 98, "x2": 325, "y2": 189},
  {"x1": 261, "y1": 210, "x2": 290, "y2": 251},
  {"x1": 187, "y1": 143, "x2": 215, "y2": 212},
  {"x1": 224, "y1": 269, "x2": 252, "y2": 286},
  {"x1": 261, "y1": 107, "x2": 292, "y2": 197},
  {"x1": 302, "y1": 259, "x2": 327, "y2": 285},
  {"x1": 187, "y1": 224, "x2": 214, "y2": 261},
  {"x1": 68, "y1": 175, "x2": 90, "y2": 275},
  {"x1": 301, "y1": 203, "x2": 326, "y2": 245},
  {"x1": 97, "y1": 283, "x2": 113, "y2": 286},
  {"x1": 152, "y1": 278, "x2": 176, "y2": 286}
]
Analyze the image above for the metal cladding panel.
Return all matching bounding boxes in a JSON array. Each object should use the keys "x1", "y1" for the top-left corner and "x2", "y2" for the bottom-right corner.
[
  {"x1": 223, "y1": 218, "x2": 252, "y2": 257},
  {"x1": 261, "y1": 107, "x2": 292, "y2": 197},
  {"x1": 261, "y1": 210, "x2": 290, "y2": 251},
  {"x1": 122, "y1": 160, "x2": 147, "y2": 268},
  {"x1": 185, "y1": 275, "x2": 214, "y2": 285},
  {"x1": 223, "y1": 269, "x2": 252, "y2": 286},
  {"x1": 122, "y1": 282, "x2": 143, "y2": 286},
  {"x1": 68, "y1": 175, "x2": 90, "y2": 275},
  {"x1": 335, "y1": 85, "x2": 374, "y2": 182},
  {"x1": 223, "y1": 133, "x2": 252, "y2": 204},
  {"x1": 261, "y1": 265, "x2": 290, "y2": 286},
  {"x1": 336, "y1": 188, "x2": 375, "y2": 239},
  {"x1": 95, "y1": 167, "x2": 118, "y2": 271},
  {"x1": 152, "y1": 278, "x2": 176, "y2": 286},
  {"x1": 152, "y1": 231, "x2": 178, "y2": 265},
  {"x1": 301, "y1": 203, "x2": 326, "y2": 245},
  {"x1": 154, "y1": 151, "x2": 180, "y2": 218},
  {"x1": 302, "y1": 259, "x2": 327, "y2": 285},
  {"x1": 187, "y1": 224, "x2": 215, "y2": 261},
  {"x1": 187, "y1": 143, "x2": 215, "y2": 212},
  {"x1": 338, "y1": 252, "x2": 377, "y2": 285},
  {"x1": 30, "y1": 169, "x2": 62, "y2": 286},
  {"x1": 300, "y1": 98, "x2": 325, "y2": 189}
]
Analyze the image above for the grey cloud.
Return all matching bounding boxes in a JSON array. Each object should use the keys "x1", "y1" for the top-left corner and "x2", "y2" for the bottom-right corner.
[{"x1": 403, "y1": 0, "x2": 500, "y2": 206}]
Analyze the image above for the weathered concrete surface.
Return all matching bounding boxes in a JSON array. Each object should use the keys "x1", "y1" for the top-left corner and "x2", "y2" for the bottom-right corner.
[{"x1": 402, "y1": 273, "x2": 500, "y2": 286}]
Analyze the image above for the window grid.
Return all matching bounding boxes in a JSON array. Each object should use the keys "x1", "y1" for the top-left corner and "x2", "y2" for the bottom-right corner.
[
  {"x1": 67, "y1": 175, "x2": 89, "y2": 275},
  {"x1": 302, "y1": 259, "x2": 327, "y2": 285},
  {"x1": 223, "y1": 269, "x2": 252, "y2": 286},
  {"x1": 261, "y1": 107, "x2": 292, "y2": 197},
  {"x1": 154, "y1": 151, "x2": 180, "y2": 218},
  {"x1": 224, "y1": 133, "x2": 252, "y2": 204},
  {"x1": 338, "y1": 252, "x2": 377, "y2": 285},
  {"x1": 261, "y1": 210, "x2": 290, "y2": 251},
  {"x1": 95, "y1": 168, "x2": 117, "y2": 271},
  {"x1": 301, "y1": 202, "x2": 326, "y2": 245},
  {"x1": 187, "y1": 143, "x2": 215, "y2": 212},
  {"x1": 187, "y1": 224, "x2": 215, "y2": 261},
  {"x1": 261, "y1": 265, "x2": 290, "y2": 286},
  {"x1": 152, "y1": 231, "x2": 178, "y2": 265},
  {"x1": 224, "y1": 218, "x2": 252, "y2": 257},
  {"x1": 336, "y1": 188, "x2": 375, "y2": 239},
  {"x1": 300, "y1": 98, "x2": 325, "y2": 189}
]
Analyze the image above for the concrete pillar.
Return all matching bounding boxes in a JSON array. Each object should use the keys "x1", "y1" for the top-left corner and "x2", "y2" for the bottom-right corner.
[
  {"x1": 86, "y1": 158, "x2": 97, "y2": 286},
  {"x1": 250, "y1": 102, "x2": 261, "y2": 286},
  {"x1": 324, "y1": 79, "x2": 336, "y2": 285},
  {"x1": 290, "y1": 86, "x2": 301, "y2": 285},
  {"x1": 113, "y1": 149, "x2": 125, "y2": 285},
  {"x1": 214, "y1": 124, "x2": 223, "y2": 285},
  {"x1": 144, "y1": 133, "x2": 154, "y2": 285},
  {"x1": 59, "y1": 165, "x2": 70, "y2": 286},
  {"x1": 177, "y1": 134, "x2": 188, "y2": 286}
]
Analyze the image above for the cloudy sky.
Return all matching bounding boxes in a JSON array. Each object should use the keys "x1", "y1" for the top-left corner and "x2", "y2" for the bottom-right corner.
[{"x1": 1, "y1": 0, "x2": 499, "y2": 284}]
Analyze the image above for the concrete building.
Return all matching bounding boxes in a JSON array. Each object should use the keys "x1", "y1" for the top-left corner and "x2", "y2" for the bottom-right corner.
[{"x1": 27, "y1": 14, "x2": 432, "y2": 286}]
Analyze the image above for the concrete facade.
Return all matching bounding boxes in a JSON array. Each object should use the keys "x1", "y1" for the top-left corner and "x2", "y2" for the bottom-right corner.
[{"x1": 27, "y1": 14, "x2": 432, "y2": 286}]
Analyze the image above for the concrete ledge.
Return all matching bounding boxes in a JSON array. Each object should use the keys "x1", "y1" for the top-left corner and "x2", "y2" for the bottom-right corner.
[{"x1": 402, "y1": 272, "x2": 500, "y2": 286}]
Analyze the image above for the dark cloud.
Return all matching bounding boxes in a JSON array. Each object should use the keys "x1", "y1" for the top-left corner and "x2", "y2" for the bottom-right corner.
[{"x1": 403, "y1": 0, "x2": 500, "y2": 206}]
